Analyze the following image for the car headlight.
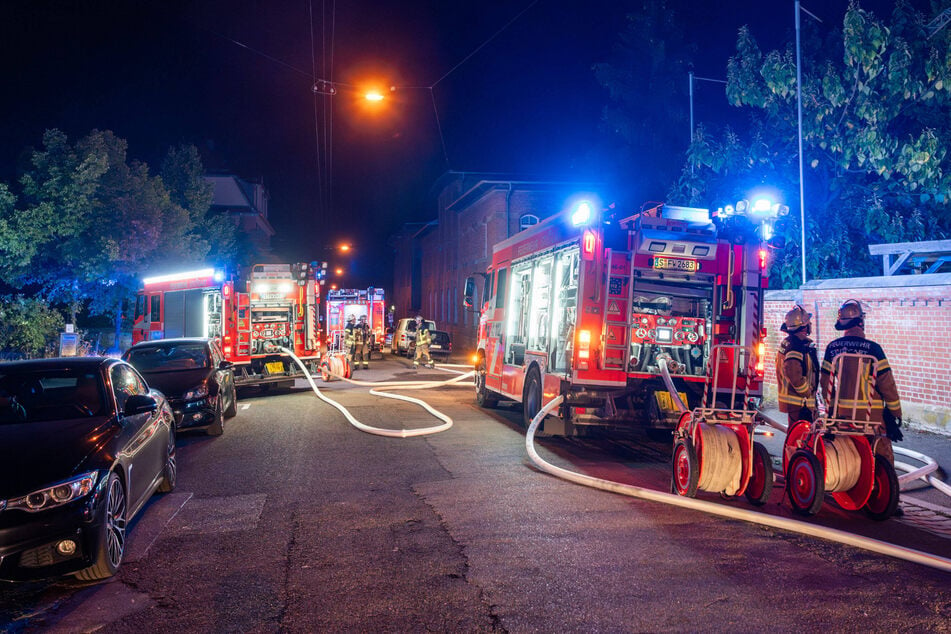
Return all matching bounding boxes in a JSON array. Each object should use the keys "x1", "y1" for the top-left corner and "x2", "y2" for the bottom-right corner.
[
  {"x1": 183, "y1": 385, "x2": 209, "y2": 400},
  {"x1": 3, "y1": 471, "x2": 99, "y2": 513}
]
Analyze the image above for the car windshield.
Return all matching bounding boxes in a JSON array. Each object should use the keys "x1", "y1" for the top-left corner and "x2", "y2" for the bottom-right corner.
[
  {"x1": 0, "y1": 368, "x2": 105, "y2": 423},
  {"x1": 127, "y1": 343, "x2": 210, "y2": 372}
]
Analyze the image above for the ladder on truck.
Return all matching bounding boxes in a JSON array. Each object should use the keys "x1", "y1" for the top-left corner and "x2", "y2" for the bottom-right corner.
[{"x1": 602, "y1": 250, "x2": 633, "y2": 371}]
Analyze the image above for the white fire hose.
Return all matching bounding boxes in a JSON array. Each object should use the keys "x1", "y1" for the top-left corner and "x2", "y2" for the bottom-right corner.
[
  {"x1": 525, "y1": 395, "x2": 951, "y2": 573},
  {"x1": 280, "y1": 348, "x2": 473, "y2": 438}
]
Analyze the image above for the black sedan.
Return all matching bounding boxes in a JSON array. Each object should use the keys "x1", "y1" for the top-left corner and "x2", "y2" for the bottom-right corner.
[
  {"x1": 123, "y1": 338, "x2": 237, "y2": 436},
  {"x1": 0, "y1": 357, "x2": 176, "y2": 581}
]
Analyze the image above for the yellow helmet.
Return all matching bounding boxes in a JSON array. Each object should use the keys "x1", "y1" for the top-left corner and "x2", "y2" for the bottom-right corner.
[
  {"x1": 781, "y1": 304, "x2": 811, "y2": 333},
  {"x1": 835, "y1": 299, "x2": 865, "y2": 330}
]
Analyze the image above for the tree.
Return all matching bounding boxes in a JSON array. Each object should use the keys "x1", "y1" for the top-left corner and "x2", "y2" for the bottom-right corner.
[
  {"x1": 593, "y1": 0, "x2": 697, "y2": 206},
  {"x1": 0, "y1": 129, "x2": 238, "y2": 346},
  {"x1": 670, "y1": 1, "x2": 951, "y2": 286}
]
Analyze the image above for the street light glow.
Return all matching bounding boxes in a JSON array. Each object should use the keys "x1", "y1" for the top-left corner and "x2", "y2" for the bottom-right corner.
[{"x1": 365, "y1": 90, "x2": 384, "y2": 102}]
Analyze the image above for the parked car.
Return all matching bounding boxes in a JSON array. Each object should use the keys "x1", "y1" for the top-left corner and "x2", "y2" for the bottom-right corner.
[
  {"x1": 0, "y1": 357, "x2": 176, "y2": 581},
  {"x1": 409, "y1": 329, "x2": 452, "y2": 361},
  {"x1": 392, "y1": 318, "x2": 437, "y2": 357},
  {"x1": 123, "y1": 338, "x2": 237, "y2": 436}
]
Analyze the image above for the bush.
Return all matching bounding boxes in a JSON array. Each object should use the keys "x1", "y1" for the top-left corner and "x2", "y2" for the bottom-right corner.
[{"x1": 0, "y1": 296, "x2": 65, "y2": 358}]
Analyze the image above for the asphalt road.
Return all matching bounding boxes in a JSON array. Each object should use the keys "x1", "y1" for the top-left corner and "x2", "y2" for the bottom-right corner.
[{"x1": 2, "y1": 358, "x2": 950, "y2": 632}]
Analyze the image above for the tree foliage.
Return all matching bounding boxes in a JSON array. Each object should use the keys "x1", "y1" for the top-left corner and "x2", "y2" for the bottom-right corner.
[
  {"x1": 0, "y1": 130, "x2": 237, "y2": 327},
  {"x1": 593, "y1": 0, "x2": 696, "y2": 204},
  {"x1": 670, "y1": 1, "x2": 951, "y2": 286}
]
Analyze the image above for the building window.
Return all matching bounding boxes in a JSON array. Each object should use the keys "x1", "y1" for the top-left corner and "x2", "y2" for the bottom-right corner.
[{"x1": 519, "y1": 214, "x2": 539, "y2": 232}]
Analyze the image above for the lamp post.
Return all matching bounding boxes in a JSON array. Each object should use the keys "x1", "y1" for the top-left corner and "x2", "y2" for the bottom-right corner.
[{"x1": 795, "y1": 1, "x2": 822, "y2": 286}]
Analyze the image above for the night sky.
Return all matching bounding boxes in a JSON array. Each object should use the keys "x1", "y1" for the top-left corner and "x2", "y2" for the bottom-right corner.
[{"x1": 2, "y1": 0, "x2": 866, "y2": 287}]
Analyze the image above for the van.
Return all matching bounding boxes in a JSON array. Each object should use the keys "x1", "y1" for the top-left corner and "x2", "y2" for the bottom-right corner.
[{"x1": 392, "y1": 317, "x2": 436, "y2": 357}]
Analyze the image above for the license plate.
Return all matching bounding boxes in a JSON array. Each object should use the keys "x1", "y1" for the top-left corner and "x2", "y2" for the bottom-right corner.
[
  {"x1": 655, "y1": 390, "x2": 688, "y2": 412},
  {"x1": 652, "y1": 256, "x2": 698, "y2": 272},
  {"x1": 431, "y1": 344, "x2": 442, "y2": 349},
  {"x1": 265, "y1": 361, "x2": 284, "y2": 374}
]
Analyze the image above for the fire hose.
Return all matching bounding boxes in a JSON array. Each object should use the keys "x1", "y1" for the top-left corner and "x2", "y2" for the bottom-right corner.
[
  {"x1": 280, "y1": 347, "x2": 473, "y2": 438},
  {"x1": 525, "y1": 395, "x2": 951, "y2": 573}
]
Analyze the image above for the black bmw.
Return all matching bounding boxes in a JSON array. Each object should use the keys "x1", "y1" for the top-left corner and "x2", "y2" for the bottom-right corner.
[{"x1": 0, "y1": 357, "x2": 176, "y2": 581}]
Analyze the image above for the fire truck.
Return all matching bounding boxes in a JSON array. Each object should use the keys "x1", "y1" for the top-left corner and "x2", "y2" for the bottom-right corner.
[
  {"x1": 132, "y1": 263, "x2": 324, "y2": 388},
  {"x1": 324, "y1": 287, "x2": 386, "y2": 356},
  {"x1": 465, "y1": 198, "x2": 784, "y2": 436}
]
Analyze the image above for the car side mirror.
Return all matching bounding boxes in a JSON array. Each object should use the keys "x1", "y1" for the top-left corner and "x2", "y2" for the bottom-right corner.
[
  {"x1": 124, "y1": 394, "x2": 158, "y2": 416},
  {"x1": 463, "y1": 277, "x2": 476, "y2": 308},
  {"x1": 767, "y1": 235, "x2": 787, "y2": 249}
]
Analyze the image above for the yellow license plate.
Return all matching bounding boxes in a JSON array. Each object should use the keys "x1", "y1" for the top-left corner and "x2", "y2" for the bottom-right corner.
[
  {"x1": 265, "y1": 361, "x2": 284, "y2": 374},
  {"x1": 655, "y1": 391, "x2": 688, "y2": 412}
]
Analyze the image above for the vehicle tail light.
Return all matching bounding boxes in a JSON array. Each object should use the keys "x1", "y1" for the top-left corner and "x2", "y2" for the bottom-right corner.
[
  {"x1": 755, "y1": 341, "x2": 765, "y2": 375},
  {"x1": 758, "y1": 248, "x2": 768, "y2": 270},
  {"x1": 577, "y1": 329, "x2": 591, "y2": 370},
  {"x1": 581, "y1": 230, "x2": 597, "y2": 261}
]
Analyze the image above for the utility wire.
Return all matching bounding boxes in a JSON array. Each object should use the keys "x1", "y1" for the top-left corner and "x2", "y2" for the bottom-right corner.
[{"x1": 430, "y1": 0, "x2": 539, "y2": 88}]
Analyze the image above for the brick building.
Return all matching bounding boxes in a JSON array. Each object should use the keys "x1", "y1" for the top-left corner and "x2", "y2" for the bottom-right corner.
[
  {"x1": 390, "y1": 172, "x2": 599, "y2": 354},
  {"x1": 763, "y1": 274, "x2": 951, "y2": 433}
]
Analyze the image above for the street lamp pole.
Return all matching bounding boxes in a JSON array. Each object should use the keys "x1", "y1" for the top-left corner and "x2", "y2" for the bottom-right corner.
[{"x1": 796, "y1": 1, "x2": 822, "y2": 286}]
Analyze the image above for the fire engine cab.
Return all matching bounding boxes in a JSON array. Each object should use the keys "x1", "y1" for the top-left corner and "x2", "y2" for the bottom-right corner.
[
  {"x1": 465, "y1": 198, "x2": 784, "y2": 436},
  {"x1": 132, "y1": 263, "x2": 324, "y2": 388},
  {"x1": 324, "y1": 287, "x2": 386, "y2": 355}
]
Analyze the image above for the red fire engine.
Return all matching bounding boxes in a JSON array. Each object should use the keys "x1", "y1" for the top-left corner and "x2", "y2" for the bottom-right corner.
[
  {"x1": 465, "y1": 198, "x2": 784, "y2": 436},
  {"x1": 132, "y1": 263, "x2": 324, "y2": 388},
  {"x1": 324, "y1": 287, "x2": 386, "y2": 355}
]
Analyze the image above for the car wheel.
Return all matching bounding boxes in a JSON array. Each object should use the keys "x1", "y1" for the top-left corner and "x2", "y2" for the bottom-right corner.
[
  {"x1": 522, "y1": 367, "x2": 542, "y2": 428},
  {"x1": 75, "y1": 473, "x2": 126, "y2": 581},
  {"x1": 224, "y1": 384, "x2": 238, "y2": 418},
  {"x1": 157, "y1": 428, "x2": 177, "y2": 493},
  {"x1": 475, "y1": 358, "x2": 499, "y2": 408},
  {"x1": 206, "y1": 400, "x2": 224, "y2": 436}
]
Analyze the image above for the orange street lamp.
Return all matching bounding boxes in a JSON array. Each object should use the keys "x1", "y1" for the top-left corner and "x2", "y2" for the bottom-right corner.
[
  {"x1": 334, "y1": 268, "x2": 344, "y2": 275},
  {"x1": 364, "y1": 90, "x2": 385, "y2": 102},
  {"x1": 339, "y1": 243, "x2": 351, "y2": 252}
]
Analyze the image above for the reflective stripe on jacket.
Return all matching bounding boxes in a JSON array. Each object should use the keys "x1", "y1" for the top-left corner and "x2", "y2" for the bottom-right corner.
[
  {"x1": 416, "y1": 328, "x2": 432, "y2": 347},
  {"x1": 776, "y1": 335, "x2": 819, "y2": 413},
  {"x1": 820, "y1": 334, "x2": 902, "y2": 422}
]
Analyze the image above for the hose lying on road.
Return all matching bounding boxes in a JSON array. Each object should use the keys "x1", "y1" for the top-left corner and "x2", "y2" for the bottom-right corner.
[
  {"x1": 280, "y1": 347, "x2": 473, "y2": 438},
  {"x1": 525, "y1": 395, "x2": 951, "y2": 574}
]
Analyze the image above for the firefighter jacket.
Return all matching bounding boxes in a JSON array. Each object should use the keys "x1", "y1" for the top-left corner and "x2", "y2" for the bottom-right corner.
[
  {"x1": 775, "y1": 335, "x2": 819, "y2": 414},
  {"x1": 820, "y1": 333, "x2": 902, "y2": 422},
  {"x1": 415, "y1": 327, "x2": 432, "y2": 347}
]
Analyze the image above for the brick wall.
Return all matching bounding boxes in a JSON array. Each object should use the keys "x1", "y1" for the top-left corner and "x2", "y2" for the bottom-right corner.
[{"x1": 764, "y1": 275, "x2": 951, "y2": 433}]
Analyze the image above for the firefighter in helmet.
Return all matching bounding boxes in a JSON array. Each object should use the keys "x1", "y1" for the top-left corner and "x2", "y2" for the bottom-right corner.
[
  {"x1": 353, "y1": 315, "x2": 370, "y2": 370},
  {"x1": 344, "y1": 314, "x2": 357, "y2": 368},
  {"x1": 820, "y1": 300, "x2": 903, "y2": 466},
  {"x1": 775, "y1": 304, "x2": 819, "y2": 427},
  {"x1": 413, "y1": 315, "x2": 434, "y2": 370}
]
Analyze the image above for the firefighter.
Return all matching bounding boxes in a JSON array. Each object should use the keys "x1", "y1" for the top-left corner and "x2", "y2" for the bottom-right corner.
[
  {"x1": 344, "y1": 314, "x2": 357, "y2": 368},
  {"x1": 413, "y1": 315, "x2": 434, "y2": 369},
  {"x1": 353, "y1": 315, "x2": 370, "y2": 370},
  {"x1": 820, "y1": 300, "x2": 903, "y2": 464},
  {"x1": 776, "y1": 304, "x2": 819, "y2": 427}
]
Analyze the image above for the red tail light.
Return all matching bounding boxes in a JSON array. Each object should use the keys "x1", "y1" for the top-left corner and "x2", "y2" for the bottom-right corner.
[
  {"x1": 577, "y1": 329, "x2": 591, "y2": 370},
  {"x1": 581, "y1": 230, "x2": 597, "y2": 261},
  {"x1": 755, "y1": 341, "x2": 765, "y2": 375},
  {"x1": 758, "y1": 248, "x2": 768, "y2": 270}
]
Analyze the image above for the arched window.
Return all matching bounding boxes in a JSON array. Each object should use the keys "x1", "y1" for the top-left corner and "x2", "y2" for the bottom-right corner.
[{"x1": 519, "y1": 214, "x2": 539, "y2": 232}]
